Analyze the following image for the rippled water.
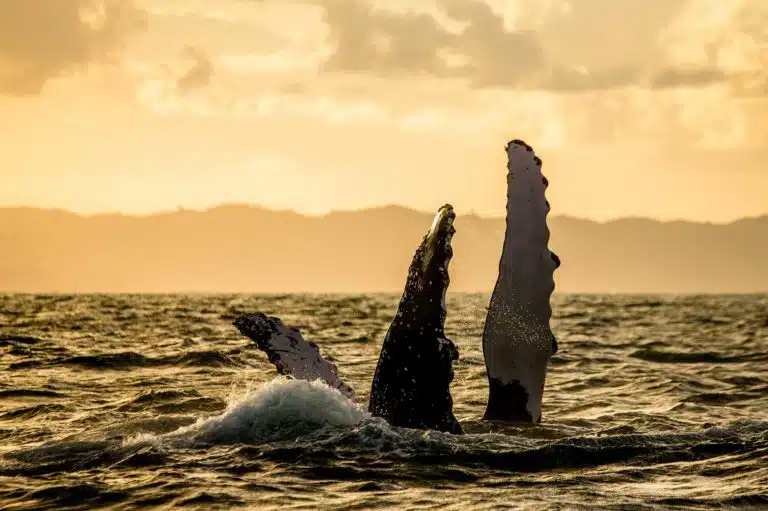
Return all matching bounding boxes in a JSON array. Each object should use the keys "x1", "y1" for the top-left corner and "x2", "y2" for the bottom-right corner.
[{"x1": 1, "y1": 294, "x2": 767, "y2": 510}]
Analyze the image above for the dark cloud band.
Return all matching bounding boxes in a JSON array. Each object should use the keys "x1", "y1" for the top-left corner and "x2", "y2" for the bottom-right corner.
[{"x1": 0, "y1": 0, "x2": 144, "y2": 96}]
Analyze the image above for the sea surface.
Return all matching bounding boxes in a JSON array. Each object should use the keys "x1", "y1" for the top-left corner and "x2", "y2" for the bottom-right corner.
[{"x1": 1, "y1": 293, "x2": 767, "y2": 510}]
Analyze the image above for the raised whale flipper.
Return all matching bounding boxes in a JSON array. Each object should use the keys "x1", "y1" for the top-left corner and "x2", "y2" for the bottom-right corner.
[
  {"x1": 482, "y1": 140, "x2": 560, "y2": 424},
  {"x1": 233, "y1": 313, "x2": 356, "y2": 401},
  {"x1": 368, "y1": 204, "x2": 462, "y2": 434}
]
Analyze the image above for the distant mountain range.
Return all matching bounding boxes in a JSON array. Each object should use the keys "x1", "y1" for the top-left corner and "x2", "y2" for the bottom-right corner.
[{"x1": 1, "y1": 205, "x2": 766, "y2": 293}]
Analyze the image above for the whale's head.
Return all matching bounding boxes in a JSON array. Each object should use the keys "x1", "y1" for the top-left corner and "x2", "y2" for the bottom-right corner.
[
  {"x1": 422, "y1": 204, "x2": 456, "y2": 281},
  {"x1": 401, "y1": 204, "x2": 456, "y2": 330},
  {"x1": 386, "y1": 203, "x2": 458, "y2": 385}
]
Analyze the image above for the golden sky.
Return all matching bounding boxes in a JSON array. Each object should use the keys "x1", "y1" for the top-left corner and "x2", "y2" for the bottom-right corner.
[{"x1": 1, "y1": 0, "x2": 766, "y2": 222}]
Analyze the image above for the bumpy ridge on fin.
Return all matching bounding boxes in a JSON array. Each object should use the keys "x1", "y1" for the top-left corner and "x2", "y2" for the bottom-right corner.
[
  {"x1": 234, "y1": 313, "x2": 356, "y2": 401},
  {"x1": 482, "y1": 139, "x2": 559, "y2": 424}
]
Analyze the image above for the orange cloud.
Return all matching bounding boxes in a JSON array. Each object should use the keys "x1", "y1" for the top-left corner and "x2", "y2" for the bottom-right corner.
[
  {"x1": 0, "y1": 0, "x2": 145, "y2": 96},
  {"x1": 176, "y1": 45, "x2": 214, "y2": 91}
]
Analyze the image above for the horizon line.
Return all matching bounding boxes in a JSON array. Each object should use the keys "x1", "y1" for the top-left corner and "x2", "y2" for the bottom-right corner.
[
  {"x1": 1, "y1": 202, "x2": 766, "y2": 226},
  {"x1": 2, "y1": 290, "x2": 767, "y2": 296}
]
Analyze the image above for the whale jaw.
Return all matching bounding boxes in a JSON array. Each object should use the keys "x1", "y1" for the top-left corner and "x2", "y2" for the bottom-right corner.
[{"x1": 368, "y1": 204, "x2": 462, "y2": 434}]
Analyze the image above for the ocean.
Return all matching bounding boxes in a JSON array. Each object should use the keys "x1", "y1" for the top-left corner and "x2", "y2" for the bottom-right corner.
[{"x1": 1, "y1": 293, "x2": 766, "y2": 510}]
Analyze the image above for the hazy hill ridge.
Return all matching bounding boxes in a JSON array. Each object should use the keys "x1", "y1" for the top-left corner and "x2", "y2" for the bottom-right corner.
[{"x1": 1, "y1": 205, "x2": 766, "y2": 293}]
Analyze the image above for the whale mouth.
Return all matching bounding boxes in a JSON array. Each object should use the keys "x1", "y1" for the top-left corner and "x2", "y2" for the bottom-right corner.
[
  {"x1": 398, "y1": 203, "x2": 456, "y2": 357},
  {"x1": 392, "y1": 203, "x2": 457, "y2": 343},
  {"x1": 419, "y1": 203, "x2": 456, "y2": 288}
]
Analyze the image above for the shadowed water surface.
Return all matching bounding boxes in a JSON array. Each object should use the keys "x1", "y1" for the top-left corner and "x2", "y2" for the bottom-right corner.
[{"x1": 1, "y1": 294, "x2": 767, "y2": 510}]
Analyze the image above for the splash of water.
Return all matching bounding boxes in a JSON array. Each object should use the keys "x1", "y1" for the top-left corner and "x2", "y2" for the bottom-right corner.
[{"x1": 137, "y1": 377, "x2": 368, "y2": 446}]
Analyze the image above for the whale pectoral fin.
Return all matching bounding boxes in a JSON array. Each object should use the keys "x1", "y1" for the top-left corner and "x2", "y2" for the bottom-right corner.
[
  {"x1": 233, "y1": 312, "x2": 356, "y2": 402},
  {"x1": 482, "y1": 140, "x2": 558, "y2": 424}
]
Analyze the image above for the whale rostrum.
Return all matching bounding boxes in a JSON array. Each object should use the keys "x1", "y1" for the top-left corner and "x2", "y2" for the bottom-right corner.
[{"x1": 482, "y1": 140, "x2": 560, "y2": 424}]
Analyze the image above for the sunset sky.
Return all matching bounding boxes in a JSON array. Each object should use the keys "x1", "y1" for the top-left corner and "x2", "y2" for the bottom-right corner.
[{"x1": 1, "y1": 0, "x2": 766, "y2": 222}]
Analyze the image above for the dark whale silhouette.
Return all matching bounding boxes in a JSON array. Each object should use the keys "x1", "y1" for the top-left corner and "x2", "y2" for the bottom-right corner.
[
  {"x1": 234, "y1": 140, "x2": 558, "y2": 434},
  {"x1": 235, "y1": 204, "x2": 461, "y2": 434},
  {"x1": 367, "y1": 204, "x2": 461, "y2": 434}
]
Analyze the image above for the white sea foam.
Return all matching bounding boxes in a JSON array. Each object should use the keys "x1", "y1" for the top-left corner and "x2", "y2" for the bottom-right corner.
[{"x1": 131, "y1": 377, "x2": 368, "y2": 446}]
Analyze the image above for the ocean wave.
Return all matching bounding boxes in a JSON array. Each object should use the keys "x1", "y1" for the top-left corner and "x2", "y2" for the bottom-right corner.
[
  {"x1": 115, "y1": 389, "x2": 227, "y2": 414},
  {"x1": 6, "y1": 350, "x2": 244, "y2": 371},
  {"x1": 0, "y1": 404, "x2": 68, "y2": 422},
  {"x1": 629, "y1": 348, "x2": 768, "y2": 364},
  {"x1": 144, "y1": 377, "x2": 368, "y2": 446},
  {"x1": 3, "y1": 376, "x2": 767, "y2": 490},
  {"x1": 0, "y1": 335, "x2": 44, "y2": 346},
  {"x1": 3, "y1": 293, "x2": 767, "y2": 508},
  {"x1": 0, "y1": 389, "x2": 63, "y2": 399}
]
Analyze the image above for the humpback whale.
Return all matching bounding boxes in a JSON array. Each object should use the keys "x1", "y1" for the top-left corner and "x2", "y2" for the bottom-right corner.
[
  {"x1": 235, "y1": 204, "x2": 461, "y2": 434},
  {"x1": 234, "y1": 140, "x2": 557, "y2": 433},
  {"x1": 368, "y1": 204, "x2": 461, "y2": 434}
]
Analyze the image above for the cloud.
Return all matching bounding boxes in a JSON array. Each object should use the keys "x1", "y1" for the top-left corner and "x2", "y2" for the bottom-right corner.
[
  {"x1": 136, "y1": 81, "x2": 391, "y2": 125},
  {"x1": 122, "y1": 0, "x2": 765, "y2": 149},
  {"x1": 649, "y1": 67, "x2": 727, "y2": 89},
  {"x1": 309, "y1": 0, "x2": 654, "y2": 89},
  {"x1": 176, "y1": 45, "x2": 214, "y2": 91},
  {"x1": 218, "y1": 50, "x2": 327, "y2": 74},
  {"x1": 660, "y1": 0, "x2": 766, "y2": 97},
  {"x1": 319, "y1": 0, "x2": 457, "y2": 77},
  {"x1": 315, "y1": 0, "x2": 546, "y2": 85},
  {"x1": 303, "y1": 0, "x2": 764, "y2": 93},
  {"x1": 164, "y1": 0, "x2": 760, "y2": 95},
  {"x1": 0, "y1": 0, "x2": 145, "y2": 96}
]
